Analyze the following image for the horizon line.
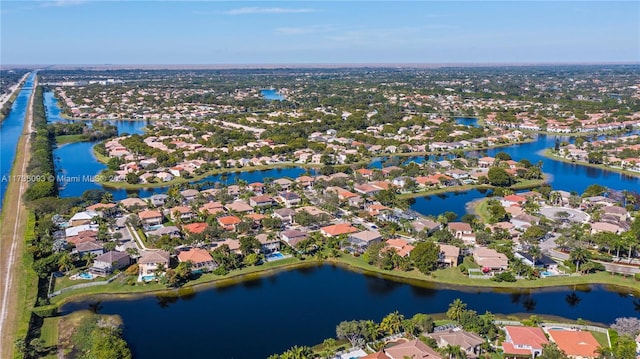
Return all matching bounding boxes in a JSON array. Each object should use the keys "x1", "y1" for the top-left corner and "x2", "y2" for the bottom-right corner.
[{"x1": 2, "y1": 61, "x2": 640, "y2": 71}]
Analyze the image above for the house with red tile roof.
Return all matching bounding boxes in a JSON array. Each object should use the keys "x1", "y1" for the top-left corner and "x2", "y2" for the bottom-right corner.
[
  {"x1": 177, "y1": 248, "x2": 216, "y2": 271},
  {"x1": 217, "y1": 216, "x2": 242, "y2": 231},
  {"x1": 502, "y1": 326, "x2": 548, "y2": 358},
  {"x1": 320, "y1": 223, "x2": 358, "y2": 237},
  {"x1": 182, "y1": 222, "x2": 209, "y2": 235},
  {"x1": 138, "y1": 209, "x2": 163, "y2": 226},
  {"x1": 547, "y1": 330, "x2": 599, "y2": 359},
  {"x1": 384, "y1": 338, "x2": 442, "y2": 359},
  {"x1": 385, "y1": 238, "x2": 415, "y2": 257}
]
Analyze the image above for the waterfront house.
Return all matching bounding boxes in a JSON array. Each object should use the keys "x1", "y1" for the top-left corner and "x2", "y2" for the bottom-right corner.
[
  {"x1": 384, "y1": 238, "x2": 415, "y2": 257},
  {"x1": 280, "y1": 229, "x2": 308, "y2": 247},
  {"x1": 138, "y1": 250, "x2": 171, "y2": 277},
  {"x1": 321, "y1": 223, "x2": 359, "y2": 237},
  {"x1": 180, "y1": 189, "x2": 200, "y2": 202},
  {"x1": 296, "y1": 176, "x2": 315, "y2": 189},
  {"x1": 149, "y1": 194, "x2": 169, "y2": 207},
  {"x1": 120, "y1": 197, "x2": 148, "y2": 210},
  {"x1": 439, "y1": 244, "x2": 460, "y2": 267},
  {"x1": 547, "y1": 330, "x2": 599, "y2": 359},
  {"x1": 256, "y1": 233, "x2": 281, "y2": 254},
  {"x1": 138, "y1": 209, "x2": 163, "y2": 226},
  {"x1": 273, "y1": 178, "x2": 293, "y2": 191},
  {"x1": 348, "y1": 230, "x2": 383, "y2": 250},
  {"x1": 90, "y1": 251, "x2": 131, "y2": 276},
  {"x1": 473, "y1": 247, "x2": 508, "y2": 272},
  {"x1": 177, "y1": 248, "x2": 216, "y2": 271},
  {"x1": 384, "y1": 339, "x2": 442, "y2": 359},
  {"x1": 248, "y1": 182, "x2": 265, "y2": 194},
  {"x1": 514, "y1": 252, "x2": 558, "y2": 271},
  {"x1": 502, "y1": 326, "x2": 548, "y2": 358},
  {"x1": 501, "y1": 194, "x2": 527, "y2": 207},
  {"x1": 427, "y1": 329, "x2": 484, "y2": 357}
]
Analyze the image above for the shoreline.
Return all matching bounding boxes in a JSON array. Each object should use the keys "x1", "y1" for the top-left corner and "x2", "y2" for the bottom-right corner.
[
  {"x1": 541, "y1": 149, "x2": 640, "y2": 179},
  {"x1": 50, "y1": 255, "x2": 640, "y2": 311}
]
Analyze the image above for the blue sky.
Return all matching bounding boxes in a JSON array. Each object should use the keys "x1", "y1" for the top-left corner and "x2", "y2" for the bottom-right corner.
[{"x1": 1, "y1": 1, "x2": 639, "y2": 64}]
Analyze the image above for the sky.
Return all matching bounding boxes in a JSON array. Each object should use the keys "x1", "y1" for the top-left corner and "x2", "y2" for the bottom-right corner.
[{"x1": 1, "y1": 1, "x2": 639, "y2": 65}]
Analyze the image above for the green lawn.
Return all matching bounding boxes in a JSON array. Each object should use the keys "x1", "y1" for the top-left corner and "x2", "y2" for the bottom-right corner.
[
  {"x1": 40, "y1": 317, "x2": 60, "y2": 348},
  {"x1": 590, "y1": 330, "x2": 610, "y2": 348},
  {"x1": 55, "y1": 134, "x2": 89, "y2": 145},
  {"x1": 14, "y1": 212, "x2": 39, "y2": 358}
]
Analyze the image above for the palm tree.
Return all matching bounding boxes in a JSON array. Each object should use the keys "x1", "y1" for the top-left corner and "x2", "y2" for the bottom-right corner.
[
  {"x1": 58, "y1": 252, "x2": 74, "y2": 273},
  {"x1": 440, "y1": 345, "x2": 466, "y2": 359},
  {"x1": 446, "y1": 299, "x2": 467, "y2": 322},
  {"x1": 379, "y1": 311, "x2": 404, "y2": 335},
  {"x1": 528, "y1": 245, "x2": 542, "y2": 268},
  {"x1": 569, "y1": 247, "x2": 591, "y2": 274}
]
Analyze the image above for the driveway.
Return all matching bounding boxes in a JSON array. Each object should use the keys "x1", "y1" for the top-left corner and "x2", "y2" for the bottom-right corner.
[{"x1": 539, "y1": 206, "x2": 590, "y2": 223}]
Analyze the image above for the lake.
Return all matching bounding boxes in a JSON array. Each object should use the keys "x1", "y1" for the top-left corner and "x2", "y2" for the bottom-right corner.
[
  {"x1": 60, "y1": 264, "x2": 638, "y2": 359},
  {"x1": 261, "y1": 89, "x2": 285, "y2": 101}
]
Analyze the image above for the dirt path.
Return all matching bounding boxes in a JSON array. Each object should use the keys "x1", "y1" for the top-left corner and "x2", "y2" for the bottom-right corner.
[{"x1": 0, "y1": 75, "x2": 36, "y2": 359}]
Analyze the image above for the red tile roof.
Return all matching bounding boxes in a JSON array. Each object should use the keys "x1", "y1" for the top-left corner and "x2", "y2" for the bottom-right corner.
[{"x1": 548, "y1": 330, "x2": 599, "y2": 358}]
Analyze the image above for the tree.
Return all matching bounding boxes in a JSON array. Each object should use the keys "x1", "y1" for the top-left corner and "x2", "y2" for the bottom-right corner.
[
  {"x1": 125, "y1": 172, "x2": 139, "y2": 184},
  {"x1": 570, "y1": 247, "x2": 591, "y2": 273},
  {"x1": 279, "y1": 345, "x2": 314, "y2": 359},
  {"x1": 614, "y1": 335, "x2": 637, "y2": 359},
  {"x1": 487, "y1": 167, "x2": 512, "y2": 187},
  {"x1": 57, "y1": 252, "x2": 74, "y2": 273},
  {"x1": 90, "y1": 328, "x2": 133, "y2": 359},
  {"x1": 440, "y1": 345, "x2": 466, "y2": 359},
  {"x1": 379, "y1": 311, "x2": 405, "y2": 335},
  {"x1": 320, "y1": 338, "x2": 336, "y2": 359},
  {"x1": 583, "y1": 184, "x2": 607, "y2": 197},
  {"x1": 611, "y1": 317, "x2": 640, "y2": 337},
  {"x1": 495, "y1": 151, "x2": 512, "y2": 161},
  {"x1": 243, "y1": 252, "x2": 260, "y2": 266},
  {"x1": 538, "y1": 342, "x2": 569, "y2": 359},
  {"x1": 410, "y1": 242, "x2": 440, "y2": 274},
  {"x1": 412, "y1": 313, "x2": 435, "y2": 334},
  {"x1": 446, "y1": 299, "x2": 467, "y2": 322},
  {"x1": 336, "y1": 320, "x2": 366, "y2": 347}
]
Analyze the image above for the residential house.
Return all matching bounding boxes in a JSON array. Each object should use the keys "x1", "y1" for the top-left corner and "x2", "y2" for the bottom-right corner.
[
  {"x1": 501, "y1": 194, "x2": 527, "y2": 207},
  {"x1": 200, "y1": 201, "x2": 225, "y2": 216},
  {"x1": 280, "y1": 229, "x2": 308, "y2": 247},
  {"x1": 547, "y1": 330, "x2": 599, "y2": 359},
  {"x1": 439, "y1": 244, "x2": 460, "y2": 267},
  {"x1": 225, "y1": 200, "x2": 254, "y2": 214},
  {"x1": 448, "y1": 222, "x2": 476, "y2": 244},
  {"x1": 385, "y1": 238, "x2": 415, "y2": 257},
  {"x1": 249, "y1": 195, "x2": 274, "y2": 208},
  {"x1": 384, "y1": 339, "x2": 442, "y2": 359},
  {"x1": 321, "y1": 223, "x2": 359, "y2": 237},
  {"x1": 138, "y1": 250, "x2": 171, "y2": 277},
  {"x1": 478, "y1": 157, "x2": 496, "y2": 168},
  {"x1": 178, "y1": 248, "x2": 216, "y2": 271},
  {"x1": 69, "y1": 211, "x2": 99, "y2": 227},
  {"x1": 149, "y1": 194, "x2": 169, "y2": 207},
  {"x1": 591, "y1": 222, "x2": 623, "y2": 234},
  {"x1": 180, "y1": 189, "x2": 199, "y2": 202},
  {"x1": 348, "y1": 230, "x2": 383, "y2": 250},
  {"x1": 367, "y1": 204, "x2": 390, "y2": 217},
  {"x1": 169, "y1": 206, "x2": 194, "y2": 222},
  {"x1": 411, "y1": 218, "x2": 440, "y2": 234},
  {"x1": 256, "y1": 233, "x2": 281, "y2": 254},
  {"x1": 227, "y1": 185, "x2": 241, "y2": 198},
  {"x1": 90, "y1": 251, "x2": 131, "y2": 276},
  {"x1": 354, "y1": 183, "x2": 382, "y2": 196},
  {"x1": 278, "y1": 192, "x2": 301, "y2": 207},
  {"x1": 74, "y1": 241, "x2": 105, "y2": 257},
  {"x1": 217, "y1": 216, "x2": 242, "y2": 231},
  {"x1": 427, "y1": 329, "x2": 484, "y2": 357},
  {"x1": 502, "y1": 326, "x2": 549, "y2": 358},
  {"x1": 473, "y1": 247, "x2": 509, "y2": 272},
  {"x1": 182, "y1": 222, "x2": 209, "y2": 235},
  {"x1": 514, "y1": 252, "x2": 558, "y2": 271},
  {"x1": 248, "y1": 182, "x2": 265, "y2": 194},
  {"x1": 138, "y1": 210, "x2": 163, "y2": 226},
  {"x1": 273, "y1": 178, "x2": 293, "y2": 191},
  {"x1": 511, "y1": 213, "x2": 540, "y2": 229},
  {"x1": 120, "y1": 197, "x2": 148, "y2": 210},
  {"x1": 217, "y1": 239, "x2": 242, "y2": 254},
  {"x1": 273, "y1": 208, "x2": 296, "y2": 224},
  {"x1": 147, "y1": 226, "x2": 181, "y2": 238},
  {"x1": 296, "y1": 176, "x2": 315, "y2": 190}
]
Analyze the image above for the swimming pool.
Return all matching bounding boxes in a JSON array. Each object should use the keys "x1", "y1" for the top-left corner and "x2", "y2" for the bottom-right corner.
[
  {"x1": 265, "y1": 252, "x2": 285, "y2": 261},
  {"x1": 146, "y1": 224, "x2": 163, "y2": 231},
  {"x1": 541, "y1": 271, "x2": 555, "y2": 277},
  {"x1": 140, "y1": 275, "x2": 156, "y2": 282},
  {"x1": 78, "y1": 272, "x2": 93, "y2": 280}
]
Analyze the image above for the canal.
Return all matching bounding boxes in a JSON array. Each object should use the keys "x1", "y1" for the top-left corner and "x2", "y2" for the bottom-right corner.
[{"x1": 0, "y1": 73, "x2": 35, "y2": 210}]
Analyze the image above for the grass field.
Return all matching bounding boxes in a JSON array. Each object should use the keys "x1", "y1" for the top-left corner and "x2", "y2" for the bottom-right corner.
[
  {"x1": 40, "y1": 317, "x2": 60, "y2": 348},
  {"x1": 591, "y1": 330, "x2": 610, "y2": 348},
  {"x1": 55, "y1": 134, "x2": 89, "y2": 145}
]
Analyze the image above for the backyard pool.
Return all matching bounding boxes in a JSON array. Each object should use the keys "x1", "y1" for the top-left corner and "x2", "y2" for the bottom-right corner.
[
  {"x1": 146, "y1": 224, "x2": 163, "y2": 231},
  {"x1": 265, "y1": 252, "x2": 285, "y2": 261},
  {"x1": 140, "y1": 275, "x2": 156, "y2": 282},
  {"x1": 78, "y1": 272, "x2": 94, "y2": 280}
]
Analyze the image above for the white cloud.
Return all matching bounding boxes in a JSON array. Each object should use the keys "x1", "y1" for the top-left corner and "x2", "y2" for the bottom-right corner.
[{"x1": 225, "y1": 7, "x2": 316, "y2": 15}]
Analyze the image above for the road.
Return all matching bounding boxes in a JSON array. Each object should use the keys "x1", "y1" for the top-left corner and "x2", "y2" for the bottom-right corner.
[{"x1": 0, "y1": 75, "x2": 36, "y2": 358}]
